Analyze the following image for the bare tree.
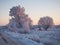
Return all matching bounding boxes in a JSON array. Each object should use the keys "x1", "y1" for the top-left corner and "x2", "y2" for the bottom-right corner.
[{"x1": 38, "y1": 16, "x2": 54, "y2": 30}]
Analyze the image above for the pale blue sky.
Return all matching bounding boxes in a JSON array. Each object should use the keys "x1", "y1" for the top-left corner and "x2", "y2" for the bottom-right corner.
[{"x1": 0, "y1": 0, "x2": 60, "y2": 25}]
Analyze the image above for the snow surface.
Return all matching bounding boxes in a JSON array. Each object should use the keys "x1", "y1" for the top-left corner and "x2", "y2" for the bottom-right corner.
[{"x1": 0, "y1": 28, "x2": 60, "y2": 45}]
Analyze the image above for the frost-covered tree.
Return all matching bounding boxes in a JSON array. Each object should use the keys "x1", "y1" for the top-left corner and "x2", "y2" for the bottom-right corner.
[
  {"x1": 38, "y1": 16, "x2": 54, "y2": 30},
  {"x1": 9, "y1": 5, "x2": 33, "y2": 32}
]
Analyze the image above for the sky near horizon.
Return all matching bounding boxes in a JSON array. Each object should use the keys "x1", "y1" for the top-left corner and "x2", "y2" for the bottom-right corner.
[{"x1": 0, "y1": 0, "x2": 60, "y2": 26}]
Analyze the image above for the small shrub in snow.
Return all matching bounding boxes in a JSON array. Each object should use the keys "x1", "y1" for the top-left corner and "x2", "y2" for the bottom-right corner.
[{"x1": 38, "y1": 16, "x2": 54, "y2": 30}]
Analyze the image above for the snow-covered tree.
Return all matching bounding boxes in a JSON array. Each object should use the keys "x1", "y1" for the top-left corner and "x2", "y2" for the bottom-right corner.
[
  {"x1": 9, "y1": 5, "x2": 33, "y2": 32},
  {"x1": 38, "y1": 16, "x2": 54, "y2": 30}
]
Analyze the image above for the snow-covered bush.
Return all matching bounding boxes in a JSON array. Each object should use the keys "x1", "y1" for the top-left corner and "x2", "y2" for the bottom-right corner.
[{"x1": 38, "y1": 16, "x2": 54, "y2": 30}]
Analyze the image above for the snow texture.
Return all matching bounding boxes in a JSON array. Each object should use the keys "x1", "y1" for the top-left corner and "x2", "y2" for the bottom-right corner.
[{"x1": 0, "y1": 28, "x2": 60, "y2": 45}]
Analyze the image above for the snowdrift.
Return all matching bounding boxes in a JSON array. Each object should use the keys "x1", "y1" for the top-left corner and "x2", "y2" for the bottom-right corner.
[{"x1": 0, "y1": 28, "x2": 60, "y2": 45}]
